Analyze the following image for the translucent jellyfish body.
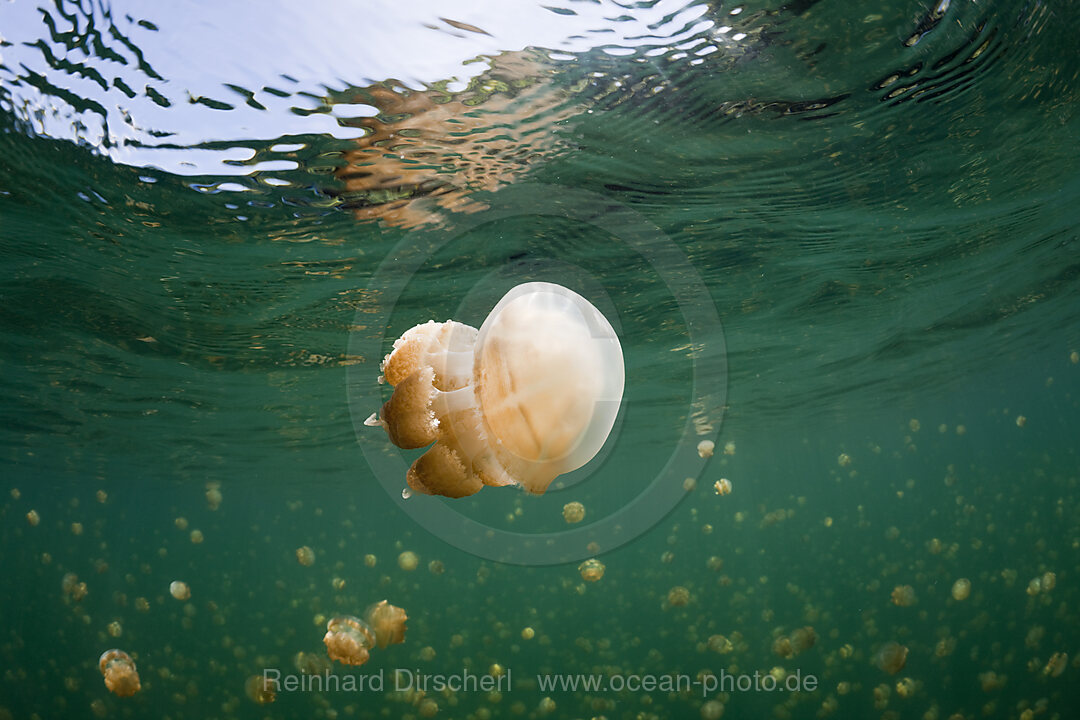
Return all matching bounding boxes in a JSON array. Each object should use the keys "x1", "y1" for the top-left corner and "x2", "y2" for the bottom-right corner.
[
  {"x1": 99, "y1": 649, "x2": 141, "y2": 697},
  {"x1": 368, "y1": 282, "x2": 624, "y2": 498},
  {"x1": 873, "y1": 641, "x2": 909, "y2": 674},
  {"x1": 365, "y1": 600, "x2": 408, "y2": 649},
  {"x1": 324, "y1": 615, "x2": 376, "y2": 666}
]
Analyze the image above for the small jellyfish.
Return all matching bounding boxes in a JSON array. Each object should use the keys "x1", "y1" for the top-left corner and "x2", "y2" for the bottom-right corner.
[
  {"x1": 666, "y1": 586, "x2": 691, "y2": 607},
  {"x1": 713, "y1": 478, "x2": 732, "y2": 496},
  {"x1": 294, "y1": 651, "x2": 333, "y2": 675},
  {"x1": 245, "y1": 674, "x2": 276, "y2": 704},
  {"x1": 696, "y1": 440, "x2": 715, "y2": 458},
  {"x1": 169, "y1": 580, "x2": 190, "y2": 601},
  {"x1": 397, "y1": 551, "x2": 419, "y2": 571},
  {"x1": 873, "y1": 641, "x2": 909, "y2": 674},
  {"x1": 579, "y1": 558, "x2": 605, "y2": 582},
  {"x1": 562, "y1": 501, "x2": 586, "y2": 524},
  {"x1": 789, "y1": 626, "x2": 817, "y2": 655},
  {"x1": 26, "y1": 509, "x2": 40, "y2": 526},
  {"x1": 296, "y1": 546, "x2": 315, "y2": 567},
  {"x1": 1043, "y1": 652, "x2": 1068, "y2": 677},
  {"x1": 772, "y1": 635, "x2": 794, "y2": 659},
  {"x1": 951, "y1": 578, "x2": 971, "y2": 601},
  {"x1": 365, "y1": 600, "x2": 408, "y2": 649},
  {"x1": 890, "y1": 584, "x2": 917, "y2": 607},
  {"x1": 206, "y1": 482, "x2": 222, "y2": 510},
  {"x1": 324, "y1": 615, "x2": 375, "y2": 666},
  {"x1": 368, "y1": 282, "x2": 624, "y2": 498},
  {"x1": 521, "y1": 627, "x2": 535, "y2": 640},
  {"x1": 99, "y1": 649, "x2": 141, "y2": 697},
  {"x1": 701, "y1": 700, "x2": 725, "y2": 720}
]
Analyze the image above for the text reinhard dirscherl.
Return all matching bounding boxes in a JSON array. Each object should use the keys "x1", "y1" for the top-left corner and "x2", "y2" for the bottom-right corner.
[{"x1": 262, "y1": 668, "x2": 819, "y2": 697}]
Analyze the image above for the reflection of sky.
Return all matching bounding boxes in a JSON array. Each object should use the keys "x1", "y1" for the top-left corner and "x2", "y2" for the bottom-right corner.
[{"x1": 0, "y1": 0, "x2": 722, "y2": 175}]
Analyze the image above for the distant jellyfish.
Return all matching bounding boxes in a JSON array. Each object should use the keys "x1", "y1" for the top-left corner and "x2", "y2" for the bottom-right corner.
[
  {"x1": 579, "y1": 558, "x2": 605, "y2": 582},
  {"x1": 951, "y1": 578, "x2": 971, "y2": 601},
  {"x1": 772, "y1": 635, "x2": 794, "y2": 659},
  {"x1": 26, "y1": 509, "x2": 40, "y2": 526},
  {"x1": 713, "y1": 478, "x2": 732, "y2": 496},
  {"x1": 666, "y1": 586, "x2": 691, "y2": 607},
  {"x1": 324, "y1": 615, "x2": 375, "y2": 666},
  {"x1": 245, "y1": 674, "x2": 276, "y2": 704},
  {"x1": 206, "y1": 482, "x2": 222, "y2": 511},
  {"x1": 99, "y1": 649, "x2": 141, "y2": 697},
  {"x1": 367, "y1": 282, "x2": 624, "y2": 498},
  {"x1": 397, "y1": 551, "x2": 419, "y2": 571},
  {"x1": 365, "y1": 600, "x2": 408, "y2": 649},
  {"x1": 296, "y1": 546, "x2": 315, "y2": 567},
  {"x1": 696, "y1": 440, "x2": 715, "y2": 459},
  {"x1": 700, "y1": 700, "x2": 725, "y2": 720},
  {"x1": 294, "y1": 651, "x2": 333, "y2": 675},
  {"x1": 873, "y1": 642, "x2": 909, "y2": 674},
  {"x1": 562, "y1": 501, "x2": 586, "y2": 524},
  {"x1": 789, "y1": 626, "x2": 817, "y2": 655},
  {"x1": 169, "y1": 581, "x2": 190, "y2": 601},
  {"x1": 1044, "y1": 652, "x2": 1068, "y2": 677},
  {"x1": 890, "y1": 585, "x2": 917, "y2": 607}
]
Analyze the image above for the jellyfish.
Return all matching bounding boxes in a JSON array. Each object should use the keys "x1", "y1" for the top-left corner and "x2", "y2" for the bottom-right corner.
[
  {"x1": 951, "y1": 578, "x2": 971, "y2": 601},
  {"x1": 294, "y1": 651, "x2": 333, "y2": 675},
  {"x1": 562, "y1": 501, "x2": 586, "y2": 524},
  {"x1": 365, "y1": 600, "x2": 408, "y2": 649},
  {"x1": 245, "y1": 674, "x2": 276, "y2": 704},
  {"x1": 367, "y1": 282, "x2": 624, "y2": 498},
  {"x1": 99, "y1": 649, "x2": 141, "y2": 697},
  {"x1": 666, "y1": 586, "x2": 691, "y2": 608},
  {"x1": 789, "y1": 626, "x2": 817, "y2": 655},
  {"x1": 890, "y1": 584, "x2": 916, "y2": 607},
  {"x1": 324, "y1": 615, "x2": 375, "y2": 666},
  {"x1": 169, "y1": 580, "x2": 190, "y2": 601},
  {"x1": 873, "y1": 641, "x2": 909, "y2": 674},
  {"x1": 579, "y1": 558, "x2": 605, "y2": 582},
  {"x1": 296, "y1": 546, "x2": 315, "y2": 567}
]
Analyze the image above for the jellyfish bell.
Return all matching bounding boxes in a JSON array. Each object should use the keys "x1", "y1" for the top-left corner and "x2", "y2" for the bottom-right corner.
[
  {"x1": 873, "y1": 641, "x2": 909, "y2": 674},
  {"x1": 365, "y1": 600, "x2": 408, "y2": 649},
  {"x1": 245, "y1": 674, "x2": 276, "y2": 704},
  {"x1": 324, "y1": 615, "x2": 375, "y2": 666},
  {"x1": 371, "y1": 282, "x2": 624, "y2": 498},
  {"x1": 99, "y1": 649, "x2": 140, "y2": 697}
]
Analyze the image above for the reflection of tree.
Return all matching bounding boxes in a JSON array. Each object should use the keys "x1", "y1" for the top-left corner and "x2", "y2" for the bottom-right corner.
[{"x1": 336, "y1": 51, "x2": 575, "y2": 228}]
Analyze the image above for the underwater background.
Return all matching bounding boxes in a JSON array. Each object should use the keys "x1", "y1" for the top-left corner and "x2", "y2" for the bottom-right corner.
[{"x1": 1, "y1": 0, "x2": 1078, "y2": 718}]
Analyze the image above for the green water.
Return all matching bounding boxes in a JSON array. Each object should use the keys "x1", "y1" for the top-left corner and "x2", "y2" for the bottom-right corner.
[{"x1": 2, "y1": 0, "x2": 1079, "y2": 718}]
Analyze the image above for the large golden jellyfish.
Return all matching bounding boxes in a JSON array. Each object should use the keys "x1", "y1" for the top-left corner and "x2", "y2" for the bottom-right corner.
[
  {"x1": 99, "y1": 649, "x2": 140, "y2": 697},
  {"x1": 367, "y1": 283, "x2": 624, "y2": 498},
  {"x1": 365, "y1": 600, "x2": 408, "y2": 649},
  {"x1": 324, "y1": 616, "x2": 376, "y2": 666}
]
